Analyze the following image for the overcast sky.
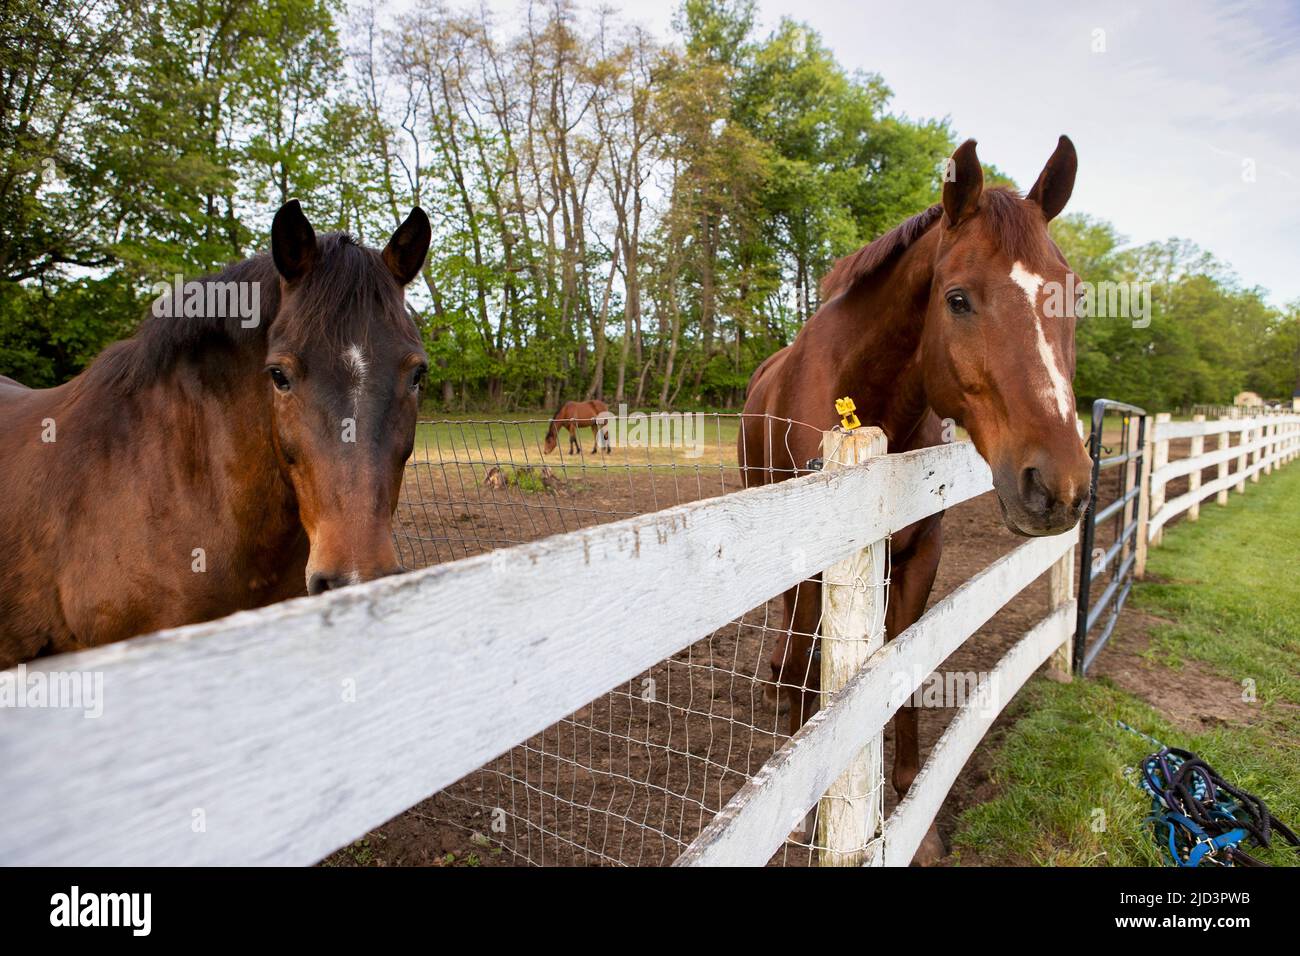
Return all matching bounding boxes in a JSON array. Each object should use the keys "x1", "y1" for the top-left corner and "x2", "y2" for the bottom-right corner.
[{"x1": 382, "y1": 0, "x2": 1300, "y2": 306}]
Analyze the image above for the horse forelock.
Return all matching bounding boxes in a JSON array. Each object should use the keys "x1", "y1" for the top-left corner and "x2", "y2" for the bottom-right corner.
[{"x1": 274, "y1": 233, "x2": 419, "y2": 357}]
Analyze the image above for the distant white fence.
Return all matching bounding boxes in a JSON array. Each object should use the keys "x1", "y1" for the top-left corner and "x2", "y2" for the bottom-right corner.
[
  {"x1": 1137, "y1": 413, "x2": 1300, "y2": 574},
  {"x1": 1, "y1": 413, "x2": 1293, "y2": 867}
]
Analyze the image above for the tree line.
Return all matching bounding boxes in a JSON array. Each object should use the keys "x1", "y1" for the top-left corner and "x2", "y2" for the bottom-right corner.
[{"x1": 2, "y1": 0, "x2": 1296, "y2": 411}]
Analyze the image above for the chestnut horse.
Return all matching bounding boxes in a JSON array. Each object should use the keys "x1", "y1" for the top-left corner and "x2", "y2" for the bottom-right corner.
[
  {"x1": 543, "y1": 399, "x2": 611, "y2": 455},
  {"x1": 740, "y1": 137, "x2": 1093, "y2": 863},
  {"x1": 0, "y1": 200, "x2": 432, "y2": 669}
]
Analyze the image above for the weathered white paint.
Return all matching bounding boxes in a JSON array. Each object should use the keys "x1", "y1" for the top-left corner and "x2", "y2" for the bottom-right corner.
[
  {"x1": 675, "y1": 530, "x2": 1076, "y2": 867},
  {"x1": 1045, "y1": 547, "x2": 1075, "y2": 682},
  {"x1": 816, "y1": 427, "x2": 888, "y2": 867},
  {"x1": 0, "y1": 439, "x2": 995, "y2": 866},
  {"x1": 1149, "y1": 413, "x2": 1173, "y2": 548}
]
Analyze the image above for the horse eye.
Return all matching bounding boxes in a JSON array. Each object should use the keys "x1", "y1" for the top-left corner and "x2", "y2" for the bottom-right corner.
[
  {"x1": 410, "y1": 365, "x2": 427, "y2": 392},
  {"x1": 267, "y1": 366, "x2": 292, "y2": 392},
  {"x1": 946, "y1": 291, "x2": 972, "y2": 315}
]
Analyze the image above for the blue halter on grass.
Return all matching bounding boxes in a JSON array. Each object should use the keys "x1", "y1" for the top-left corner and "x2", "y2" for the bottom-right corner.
[{"x1": 1117, "y1": 720, "x2": 1299, "y2": 867}]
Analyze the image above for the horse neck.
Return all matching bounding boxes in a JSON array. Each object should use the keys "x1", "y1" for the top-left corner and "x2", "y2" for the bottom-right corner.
[{"x1": 821, "y1": 230, "x2": 938, "y2": 447}]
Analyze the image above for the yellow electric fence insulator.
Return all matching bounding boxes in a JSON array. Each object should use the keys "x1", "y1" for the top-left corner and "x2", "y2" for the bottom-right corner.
[{"x1": 835, "y1": 396, "x2": 860, "y2": 431}]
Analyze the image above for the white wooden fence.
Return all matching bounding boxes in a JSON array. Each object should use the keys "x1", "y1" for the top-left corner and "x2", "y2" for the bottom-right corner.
[
  {"x1": 1137, "y1": 413, "x2": 1300, "y2": 575},
  {"x1": 1, "y1": 412, "x2": 1293, "y2": 867}
]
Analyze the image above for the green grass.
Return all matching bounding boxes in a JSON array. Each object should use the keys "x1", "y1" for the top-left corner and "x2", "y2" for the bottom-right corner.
[
  {"x1": 1133, "y1": 471, "x2": 1300, "y2": 707},
  {"x1": 508, "y1": 466, "x2": 548, "y2": 494},
  {"x1": 952, "y1": 462, "x2": 1300, "y2": 866},
  {"x1": 410, "y1": 410, "x2": 747, "y2": 469}
]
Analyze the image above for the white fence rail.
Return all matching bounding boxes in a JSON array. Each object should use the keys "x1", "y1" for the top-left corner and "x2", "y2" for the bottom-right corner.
[
  {"x1": 3, "y1": 411, "x2": 1291, "y2": 866},
  {"x1": 1141, "y1": 413, "x2": 1300, "y2": 554},
  {"x1": 0, "y1": 438, "x2": 1009, "y2": 866},
  {"x1": 676, "y1": 531, "x2": 1074, "y2": 866}
]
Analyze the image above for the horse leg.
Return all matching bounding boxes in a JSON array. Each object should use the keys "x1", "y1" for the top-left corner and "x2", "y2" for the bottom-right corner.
[
  {"x1": 568, "y1": 425, "x2": 578, "y2": 455},
  {"x1": 766, "y1": 575, "x2": 823, "y2": 842},
  {"x1": 768, "y1": 576, "x2": 822, "y2": 736},
  {"x1": 885, "y1": 519, "x2": 945, "y2": 865},
  {"x1": 590, "y1": 422, "x2": 598, "y2": 455}
]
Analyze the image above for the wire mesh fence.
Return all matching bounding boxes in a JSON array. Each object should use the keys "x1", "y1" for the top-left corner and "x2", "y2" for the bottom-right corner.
[
  {"x1": 395, "y1": 411, "x2": 809, "y2": 565},
  {"x1": 393, "y1": 412, "x2": 890, "y2": 865}
]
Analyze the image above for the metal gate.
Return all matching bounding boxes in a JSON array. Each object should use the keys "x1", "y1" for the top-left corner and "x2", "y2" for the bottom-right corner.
[{"x1": 1074, "y1": 399, "x2": 1148, "y2": 675}]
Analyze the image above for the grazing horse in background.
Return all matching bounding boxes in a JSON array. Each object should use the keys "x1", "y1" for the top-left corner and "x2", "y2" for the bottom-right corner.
[
  {"x1": 740, "y1": 137, "x2": 1093, "y2": 863},
  {"x1": 543, "y1": 399, "x2": 611, "y2": 455},
  {"x1": 0, "y1": 200, "x2": 432, "y2": 669}
]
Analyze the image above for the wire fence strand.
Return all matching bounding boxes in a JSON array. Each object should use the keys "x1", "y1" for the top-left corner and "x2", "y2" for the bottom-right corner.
[{"x1": 393, "y1": 412, "x2": 889, "y2": 866}]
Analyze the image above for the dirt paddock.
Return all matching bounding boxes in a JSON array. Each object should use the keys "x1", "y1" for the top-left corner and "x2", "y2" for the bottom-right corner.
[{"x1": 324, "y1": 433, "x2": 1209, "y2": 867}]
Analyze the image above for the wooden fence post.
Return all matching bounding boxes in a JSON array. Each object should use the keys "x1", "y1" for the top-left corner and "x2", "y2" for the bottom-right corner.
[
  {"x1": 1264, "y1": 421, "x2": 1275, "y2": 476},
  {"x1": 817, "y1": 425, "x2": 888, "y2": 867},
  {"x1": 1045, "y1": 544, "x2": 1076, "y2": 682},
  {"x1": 1149, "y1": 413, "x2": 1171, "y2": 548},
  {"x1": 1249, "y1": 419, "x2": 1261, "y2": 484},
  {"x1": 1235, "y1": 419, "x2": 1248, "y2": 494},
  {"x1": 1187, "y1": 414, "x2": 1205, "y2": 520},
  {"x1": 1215, "y1": 416, "x2": 1231, "y2": 506},
  {"x1": 1135, "y1": 416, "x2": 1155, "y2": 578}
]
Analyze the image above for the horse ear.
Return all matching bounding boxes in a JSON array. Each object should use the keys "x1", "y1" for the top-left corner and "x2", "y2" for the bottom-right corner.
[
  {"x1": 383, "y1": 207, "x2": 432, "y2": 286},
  {"x1": 1026, "y1": 135, "x2": 1077, "y2": 222},
  {"x1": 271, "y1": 200, "x2": 318, "y2": 282},
  {"x1": 942, "y1": 139, "x2": 983, "y2": 228}
]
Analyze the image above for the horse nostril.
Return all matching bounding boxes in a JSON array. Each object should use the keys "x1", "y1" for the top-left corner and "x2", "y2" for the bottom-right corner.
[
  {"x1": 1020, "y1": 466, "x2": 1052, "y2": 511},
  {"x1": 307, "y1": 573, "x2": 343, "y2": 596}
]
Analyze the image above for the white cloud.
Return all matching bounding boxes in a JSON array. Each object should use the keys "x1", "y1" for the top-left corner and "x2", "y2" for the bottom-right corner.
[{"x1": 748, "y1": 0, "x2": 1300, "y2": 305}]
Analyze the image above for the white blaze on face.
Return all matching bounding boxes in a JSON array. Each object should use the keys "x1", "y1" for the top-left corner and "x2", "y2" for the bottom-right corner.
[
  {"x1": 343, "y1": 344, "x2": 368, "y2": 415},
  {"x1": 1010, "y1": 261, "x2": 1073, "y2": 422}
]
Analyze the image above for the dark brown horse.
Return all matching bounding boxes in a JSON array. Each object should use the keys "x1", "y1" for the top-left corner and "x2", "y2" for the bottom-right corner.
[
  {"x1": 740, "y1": 137, "x2": 1093, "y2": 863},
  {"x1": 543, "y1": 399, "x2": 611, "y2": 454},
  {"x1": 0, "y1": 200, "x2": 432, "y2": 668}
]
